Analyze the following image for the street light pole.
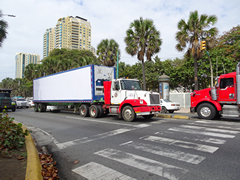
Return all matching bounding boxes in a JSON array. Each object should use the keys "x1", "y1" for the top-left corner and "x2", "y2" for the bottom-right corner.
[{"x1": 2, "y1": 14, "x2": 16, "y2": 17}]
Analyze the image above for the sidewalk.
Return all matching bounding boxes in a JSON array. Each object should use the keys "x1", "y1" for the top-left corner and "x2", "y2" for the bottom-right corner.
[{"x1": 176, "y1": 107, "x2": 190, "y2": 113}]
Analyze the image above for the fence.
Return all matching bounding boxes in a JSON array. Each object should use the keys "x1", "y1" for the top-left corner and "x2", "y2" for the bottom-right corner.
[{"x1": 169, "y1": 93, "x2": 191, "y2": 108}]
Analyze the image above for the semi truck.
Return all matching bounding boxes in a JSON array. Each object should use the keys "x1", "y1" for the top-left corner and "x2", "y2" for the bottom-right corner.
[
  {"x1": 0, "y1": 89, "x2": 16, "y2": 112},
  {"x1": 190, "y1": 62, "x2": 240, "y2": 119},
  {"x1": 33, "y1": 64, "x2": 161, "y2": 122}
]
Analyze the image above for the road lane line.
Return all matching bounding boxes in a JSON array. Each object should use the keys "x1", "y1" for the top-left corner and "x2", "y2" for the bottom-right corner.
[
  {"x1": 168, "y1": 127, "x2": 235, "y2": 138},
  {"x1": 66, "y1": 116, "x2": 150, "y2": 128},
  {"x1": 142, "y1": 136, "x2": 219, "y2": 153},
  {"x1": 180, "y1": 125, "x2": 240, "y2": 134},
  {"x1": 56, "y1": 127, "x2": 135, "y2": 149},
  {"x1": 72, "y1": 162, "x2": 136, "y2": 180},
  {"x1": 120, "y1": 141, "x2": 205, "y2": 164},
  {"x1": 95, "y1": 148, "x2": 188, "y2": 180}
]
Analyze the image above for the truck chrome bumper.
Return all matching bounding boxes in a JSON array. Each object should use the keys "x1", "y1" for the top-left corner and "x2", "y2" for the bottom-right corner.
[{"x1": 133, "y1": 106, "x2": 161, "y2": 116}]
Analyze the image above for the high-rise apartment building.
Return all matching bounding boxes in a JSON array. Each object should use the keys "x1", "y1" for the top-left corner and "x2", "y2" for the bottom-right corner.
[
  {"x1": 15, "y1": 53, "x2": 40, "y2": 78},
  {"x1": 43, "y1": 16, "x2": 95, "y2": 58},
  {"x1": 43, "y1": 27, "x2": 55, "y2": 58}
]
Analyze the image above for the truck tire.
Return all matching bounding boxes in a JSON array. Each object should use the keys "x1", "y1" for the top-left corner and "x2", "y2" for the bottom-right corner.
[
  {"x1": 79, "y1": 104, "x2": 89, "y2": 117},
  {"x1": 89, "y1": 105, "x2": 99, "y2": 118},
  {"x1": 197, "y1": 103, "x2": 216, "y2": 120},
  {"x1": 122, "y1": 106, "x2": 136, "y2": 122},
  {"x1": 38, "y1": 103, "x2": 46, "y2": 112},
  {"x1": 34, "y1": 104, "x2": 38, "y2": 112},
  {"x1": 97, "y1": 105, "x2": 103, "y2": 118}
]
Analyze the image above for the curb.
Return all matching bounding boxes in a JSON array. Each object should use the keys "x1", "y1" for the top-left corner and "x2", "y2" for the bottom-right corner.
[
  {"x1": 22, "y1": 125, "x2": 43, "y2": 180},
  {"x1": 155, "y1": 114, "x2": 191, "y2": 120}
]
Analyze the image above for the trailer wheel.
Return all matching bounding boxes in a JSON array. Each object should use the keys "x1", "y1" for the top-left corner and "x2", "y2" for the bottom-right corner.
[
  {"x1": 122, "y1": 106, "x2": 136, "y2": 122},
  {"x1": 197, "y1": 103, "x2": 216, "y2": 120},
  {"x1": 79, "y1": 104, "x2": 89, "y2": 117},
  {"x1": 38, "y1": 104, "x2": 43, "y2": 112},
  {"x1": 34, "y1": 104, "x2": 38, "y2": 112},
  {"x1": 89, "y1": 105, "x2": 99, "y2": 118},
  {"x1": 97, "y1": 105, "x2": 103, "y2": 118}
]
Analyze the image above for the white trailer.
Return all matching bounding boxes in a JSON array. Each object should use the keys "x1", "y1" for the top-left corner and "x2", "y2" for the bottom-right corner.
[{"x1": 33, "y1": 64, "x2": 115, "y2": 112}]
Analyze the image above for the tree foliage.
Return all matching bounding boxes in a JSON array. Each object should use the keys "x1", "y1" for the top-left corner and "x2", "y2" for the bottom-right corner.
[
  {"x1": 96, "y1": 39, "x2": 121, "y2": 67},
  {"x1": 124, "y1": 17, "x2": 162, "y2": 90},
  {"x1": 0, "y1": 10, "x2": 8, "y2": 48},
  {"x1": 175, "y1": 10, "x2": 218, "y2": 90}
]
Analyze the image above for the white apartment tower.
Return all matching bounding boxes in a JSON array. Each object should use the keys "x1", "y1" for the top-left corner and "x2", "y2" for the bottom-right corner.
[
  {"x1": 15, "y1": 53, "x2": 40, "y2": 78},
  {"x1": 43, "y1": 27, "x2": 55, "y2": 58},
  {"x1": 43, "y1": 16, "x2": 95, "y2": 58}
]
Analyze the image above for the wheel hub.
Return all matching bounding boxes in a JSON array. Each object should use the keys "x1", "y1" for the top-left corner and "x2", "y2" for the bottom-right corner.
[{"x1": 200, "y1": 107, "x2": 211, "y2": 117}]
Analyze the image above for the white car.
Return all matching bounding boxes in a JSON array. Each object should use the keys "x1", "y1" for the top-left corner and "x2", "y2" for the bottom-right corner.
[
  {"x1": 28, "y1": 99, "x2": 35, "y2": 107},
  {"x1": 160, "y1": 99, "x2": 181, "y2": 113},
  {"x1": 16, "y1": 98, "x2": 29, "y2": 108}
]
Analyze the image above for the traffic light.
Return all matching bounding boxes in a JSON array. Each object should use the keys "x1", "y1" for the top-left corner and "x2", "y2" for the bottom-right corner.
[{"x1": 200, "y1": 41, "x2": 206, "y2": 51}]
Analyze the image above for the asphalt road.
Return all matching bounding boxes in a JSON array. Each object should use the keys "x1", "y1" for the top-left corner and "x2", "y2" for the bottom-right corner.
[{"x1": 8, "y1": 108, "x2": 240, "y2": 180}]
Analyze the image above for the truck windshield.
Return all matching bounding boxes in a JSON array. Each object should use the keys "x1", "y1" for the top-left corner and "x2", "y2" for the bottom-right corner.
[
  {"x1": 0, "y1": 93, "x2": 10, "y2": 97},
  {"x1": 120, "y1": 80, "x2": 142, "y2": 90}
]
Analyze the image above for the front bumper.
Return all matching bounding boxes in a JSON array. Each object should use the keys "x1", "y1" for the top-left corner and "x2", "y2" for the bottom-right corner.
[
  {"x1": 190, "y1": 106, "x2": 195, "y2": 113},
  {"x1": 133, "y1": 105, "x2": 161, "y2": 116}
]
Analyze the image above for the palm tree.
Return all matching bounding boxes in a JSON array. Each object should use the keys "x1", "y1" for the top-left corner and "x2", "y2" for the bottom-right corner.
[
  {"x1": 0, "y1": 10, "x2": 8, "y2": 48},
  {"x1": 175, "y1": 10, "x2": 218, "y2": 90},
  {"x1": 97, "y1": 39, "x2": 120, "y2": 67},
  {"x1": 124, "y1": 17, "x2": 162, "y2": 90}
]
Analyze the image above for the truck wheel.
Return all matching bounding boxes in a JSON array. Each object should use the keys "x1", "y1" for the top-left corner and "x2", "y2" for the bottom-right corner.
[
  {"x1": 143, "y1": 114, "x2": 154, "y2": 119},
  {"x1": 122, "y1": 106, "x2": 136, "y2": 122},
  {"x1": 34, "y1": 104, "x2": 38, "y2": 112},
  {"x1": 89, "y1": 105, "x2": 99, "y2": 118},
  {"x1": 197, "y1": 103, "x2": 216, "y2": 120},
  {"x1": 161, "y1": 106, "x2": 167, "y2": 113},
  {"x1": 97, "y1": 105, "x2": 103, "y2": 118},
  {"x1": 79, "y1": 104, "x2": 89, "y2": 117},
  {"x1": 38, "y1": 103, "x2": 46, "y2": 112}
]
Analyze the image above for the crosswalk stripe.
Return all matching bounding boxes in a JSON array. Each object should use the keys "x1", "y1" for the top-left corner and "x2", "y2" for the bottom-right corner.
[
  {"x1": 189, "y1": 122, "x2": 240, "y2": 131},
  {"x1": 142, "y1": 136, "x2": 219, "y2": 153},
  {"x1": 168, "y1": 127, "x2": 235, "y2": 138},
  {"x1": 95, "y1": 148, "x2": 188, "y2": 180},
  {"x1": 72, "y1": 162, "x2": 136, "y2": 180},
  {"x1": 191, "y1": 137, "x2": 226, "y2": 145},
  {"x1": 120, "y1": 141, "x2": 205, "y2": 164},
  {"x1": 180, "y1": 125, "x2": 240, "y2": 134}
]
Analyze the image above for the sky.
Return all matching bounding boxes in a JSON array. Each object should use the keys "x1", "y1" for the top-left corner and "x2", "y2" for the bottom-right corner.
[{"x1": 0, "y1": 0, "x2": 240, "y2": 82}]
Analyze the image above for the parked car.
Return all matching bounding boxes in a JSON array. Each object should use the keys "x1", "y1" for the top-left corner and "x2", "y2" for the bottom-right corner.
[
  {"x1": 16, "y1": 98, "x2": 29, "y2": 108},
  {"x1": 28, "y1": 99, "x2": 35, "y2": 107},
  {"x1": 160, "y1": 99, "x2": 181, "y2": 113}
]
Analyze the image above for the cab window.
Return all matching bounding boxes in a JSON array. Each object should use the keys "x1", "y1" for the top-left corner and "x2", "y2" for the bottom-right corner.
[
  {"x1": 114, "y1": 81, "x2": 120, "y2": 91},
  {"x1": 220, "y1": 78, "x2": 233, "y2": 89}
]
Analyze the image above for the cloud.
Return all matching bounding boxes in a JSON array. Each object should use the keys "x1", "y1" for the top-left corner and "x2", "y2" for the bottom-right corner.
[{"x1": 0, "y1": 0, "x2": 239, "y2": 81}]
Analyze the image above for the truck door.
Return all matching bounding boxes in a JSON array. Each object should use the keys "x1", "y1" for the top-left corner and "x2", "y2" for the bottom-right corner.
[
  {"x1": 111, "y1": 81, "x2": 122, "y2": 105},
  {"x1": 218, "y1": 77, "x2": 236, "y2": 102}
]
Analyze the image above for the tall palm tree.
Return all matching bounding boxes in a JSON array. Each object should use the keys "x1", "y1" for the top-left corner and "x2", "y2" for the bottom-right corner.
[
  {"x1": 124, "y1": 17, "x2": 162, "y2": 90},
  {"x1": 97, "y1": 39, "x2": 120, "y2": 67},
  {"x1": 175, "y1": 10, "x2": 218, "y2": 90},
  {"x1": 0, "y1": 10, "x2": 8, "y2": 48}
]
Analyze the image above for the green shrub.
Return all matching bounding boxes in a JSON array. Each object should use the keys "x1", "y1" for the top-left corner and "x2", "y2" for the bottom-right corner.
[{"x1": 0, "y1": 110, "x2": 29, "y2": 156}]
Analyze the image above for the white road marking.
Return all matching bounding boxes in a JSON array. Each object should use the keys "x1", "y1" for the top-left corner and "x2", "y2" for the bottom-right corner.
[
  {"x1": 142, "y1": 136, "x2": 219, "y2": 153},
  {"x1": 190, "y1": 137, "x2": 226, "y2": 145},
  {"x1": 168, "y1": 127, "x2": 235, "y2": 138},
  {"x1": 66, "y1": 116, "x2": 150, "y2": 128},
  {"x1": 189, "y1": 122, "x2": 240, "y2": 131},
  {"x1": 56, "y1": 127, "x2": 135, "y2": 149},
  {"x1": 95, "y1": 148, "x2": 188, "y2": 180},
  {"x1": 72, "y1": 162, "x2": 136, "y2": 180},
  {"x1": 181, "y1": 125, "x2": 240, "y2": 134},
  {"x1": 120, "y1": 141, "x2": 205, "y2": 164}
]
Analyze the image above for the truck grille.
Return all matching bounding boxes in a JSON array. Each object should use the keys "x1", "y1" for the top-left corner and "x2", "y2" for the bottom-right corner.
[
  {"x1": 150, "y1": 94, "x2": 160, "y2": 104},
  {"x1": 1, "y1": 99, "x2": 11, "y2": 106}
]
